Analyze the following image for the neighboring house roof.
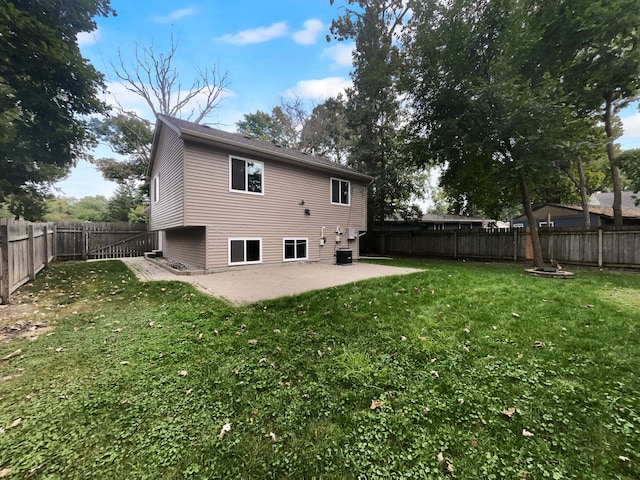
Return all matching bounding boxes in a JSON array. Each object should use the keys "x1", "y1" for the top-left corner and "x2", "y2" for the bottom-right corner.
[
  {"x1": 589, "y1": 191, "x2": 640, "y2": 211},
  {"x1": 515, "y1": 203, "x2": 640, "y2": 221},
  {"x1": 383, "y1": 213, "x2": 491, "y2": 224},
  {"x1": 148, "y1": 114, "x2": 372, "y2": 182}
]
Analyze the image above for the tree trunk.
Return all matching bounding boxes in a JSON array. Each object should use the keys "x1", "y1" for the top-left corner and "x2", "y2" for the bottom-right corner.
[
  {"x1": 520, "y1": 173, "x2": 545, "y2": 269},
  {"x1": 577, "y1": 158, "x2": 591, "y2": 228},
  {"x1": 603, "y1": 96, "x2": 623, "y2": 227}
]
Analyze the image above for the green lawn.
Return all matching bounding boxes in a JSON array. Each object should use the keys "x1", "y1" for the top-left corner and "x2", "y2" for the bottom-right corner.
[{"x1": 0, "y1": 259, "x2": 638, "y2": 479}]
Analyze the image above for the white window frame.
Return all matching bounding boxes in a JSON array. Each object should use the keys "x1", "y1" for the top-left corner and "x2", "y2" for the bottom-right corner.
[
  {"x1": 229, "y1": 155, "x2": 264, "y2": 195},
  {"x1": 330, "y1": 177, "x2": 350, "y2": 206},
  {"x1": 153, "y1": 175, "x2": 160, "y2": 203},
  {"x1": 283, "y1": 238, "x2": 308, "y2": 262},
  {"x1": 538, "y1": 221, "x2": 555, "y2": 227},
  {"x1": 228, "y1": 238, "x2": 262, "y2": 266}
]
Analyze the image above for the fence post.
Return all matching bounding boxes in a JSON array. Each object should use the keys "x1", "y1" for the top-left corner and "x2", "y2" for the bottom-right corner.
[
  {"x1": 453, "y1": 231, "x2": 458, "y2": 258},
  {"x1": 82, "y1": 223, "x2": 89, "y2": 260},
  {"x1": 513, "y1": 228, "x2": 518, "y2": 261},
  {"x1": 1, "y1": 223, "x2": 10, "y2": 305},
  {"x1": 43, "y1": 225, "x2": 49, "y2": 268},
  {"x1": 28, "y1": 224, "x2": 36, "y2": 280},
  {"x1": 52, "y1": 224, "x2": 58, "y2": 262},
  {"x1": 598, "y1": 228, "x2": 603, "y2": 267}
]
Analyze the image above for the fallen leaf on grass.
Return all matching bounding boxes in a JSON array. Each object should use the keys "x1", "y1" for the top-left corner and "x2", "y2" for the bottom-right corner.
[
  {"x1": 619, "y1": 456, "x2": 630, "y2": 463},
  {"x1": 370, "y1": 400, "x2": 383, "y2": 410},
  {"x1": 121, "y1": 399, "x2": 131, "y2": 405},
  {"x1": 0, "y1": 468, "x2": 11, "y2": 478},
  {"x1": 437, "y1": 452, "x2": 445, "y2": 463},
  {"x1": 446, "y1": 462, "x2": 454, "y2": 473},
  {"x1": 185, "y1": 389, "x2": 192, "y2": 396},
  {"x1": 400, "y1": 335, "x2": 407, "y2": 341},
  {"x1": 533, "y1": 341, "x2": 545, "y2": 348},
  {"x1": 430, "y1": 370, "x2": 439, "y2": 378},
  {"x1": 0, "y1": 349, "x2": 21, "y2": 361},
  {"x1": 218, "y1": 422, "x2": 231, "y2": 440},
  {"x1": 112, "y1": 328, "x2": 122, "y2": 333},
  {"x1": 418, "y1": 336, "x2": 427, "y2": 341},
  {"x1": 178, "y1": 370, "x2": 188, "y2": 377},
  {"x1": 120, "y1": 361, "x2": 129, "y2": 365},
  {"x1": 247, "y1": 339, "x2": 258, "y2": 345},
  {"x1": 7, "y1": 418, "x2": 21, "y2": 429},
  {"x1": 502, "y1": 408, "x2": 516, "y2": 418},
  {"x1": 522, "y1": 429, "x2": 534, "y2": 437},
  {"x1": 55, "y1": 347, "x2": 63, "y2": 352},
  {"x1": 512, "y1": 312, "x2": 520, "y2": 318},
  {"x1": 269, "y1": 432, "x2": 277, "y2": 441}
]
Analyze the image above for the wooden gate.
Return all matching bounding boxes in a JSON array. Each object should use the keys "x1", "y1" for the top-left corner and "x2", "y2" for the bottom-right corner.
[{"x1": 55, "y1": 222, "x2": 157, "y2": 260}]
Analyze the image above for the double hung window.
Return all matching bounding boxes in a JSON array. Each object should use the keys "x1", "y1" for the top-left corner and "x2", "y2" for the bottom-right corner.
[
  {"x1": 230, "y1": 157, "x2": 263, "y2": 194},
  {"x1": 331, "y1": 178, "x2": 350, "y2": 205}
]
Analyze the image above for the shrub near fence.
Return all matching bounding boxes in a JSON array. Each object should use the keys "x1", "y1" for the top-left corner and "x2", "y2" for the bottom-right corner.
[
  {"x1": 370, "y1": 226, "x2": 640, "y2": 269},
  {"x1": 1, "y1": 220, "x2": 155, "y2": 304}
]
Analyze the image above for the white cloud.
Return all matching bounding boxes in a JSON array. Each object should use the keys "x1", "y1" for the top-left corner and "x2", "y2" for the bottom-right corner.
[
  {"x1": 154, "y1": 8, "x2": 197, "y2": 23},
  {"x1": 285, "y1": 77, "x2": 352, "y2": 101},
  {"x1": 218, "y1": 22, "x2": 289, "y2": 45},
  {"x1": 622, "y1": 113, "x2": 640, "y2": 138},
  {"x1": 292, "y1": 19, "x2": 325, "y2": 45},
  {"x1": 321, "y1": 43, "x2": 354, "y2": 68},
  {"x1": 76, "y1": 29, "x2": 100, "y2": 47}
]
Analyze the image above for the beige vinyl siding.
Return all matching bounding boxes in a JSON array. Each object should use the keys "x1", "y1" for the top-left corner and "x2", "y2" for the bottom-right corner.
[
  {"x1": 163, "y1": 227, "x2": 206, "y2": 268},
  {"x1": 182, "y1": 141, "x2": 367, "y2": 269},
  {"x1": 150, "y1": 125, "x2": 185, "y2": 231}
]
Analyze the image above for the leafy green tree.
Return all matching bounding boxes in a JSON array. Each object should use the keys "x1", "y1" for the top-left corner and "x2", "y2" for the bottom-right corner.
[
  {"x1": 302, "y1": 95, "x2": 351, "y2": 164},
  {"x1": 91, "y1": 112, "x2": 154, "y2": 197},
  {"x1": 330, "y1": 0, "x2": 425, "y2": 224},
  {"x1": 105, "y1": 184, "x2": 144, "y2": 222},
  {"x1": 0, "y1": 0, "x2": 115, "y2": 219},
  {"x1": 44, "y1": 196, "x2": 109, "y2": 222},
  {"x1": 236, "y1": 110, "x2": 290, "y2": 146},
  {"x1": 407, "y1": 0, "x2": 578, "y2": 268},
  {"x1": 532, "y1": 0, "x2": 640, "y2": 226},
  {"x1": 619, "y1": 149, "x2": 640, "y2": 206}
]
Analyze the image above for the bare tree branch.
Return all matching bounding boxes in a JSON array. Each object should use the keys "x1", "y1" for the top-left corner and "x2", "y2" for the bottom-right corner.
[{"x1": 112, "y1": 34, "x2": 230, "y2": 124}]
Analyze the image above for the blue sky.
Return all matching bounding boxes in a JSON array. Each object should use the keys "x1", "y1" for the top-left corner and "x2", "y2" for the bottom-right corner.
[{"x1": 55, "y1": 0, "x2": 640, "y2": 199}]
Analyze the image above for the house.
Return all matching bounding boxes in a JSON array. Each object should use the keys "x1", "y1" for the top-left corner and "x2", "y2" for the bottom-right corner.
[
  {"x1": 375, "y1": 214, "x2": 492, "y2": 232},
  {"x1": 589, "y1": 191, "x2": 640, "y2": 212},
  {"x1": 513, "y1": 203, "x2": 640, "y2": 227},
  {"x1": 147, "y1": 115, "x2": 372, "y2": 271}
]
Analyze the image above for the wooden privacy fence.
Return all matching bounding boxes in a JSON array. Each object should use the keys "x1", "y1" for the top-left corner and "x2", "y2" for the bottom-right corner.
[
  {"x1": 1, "y1": 220, "x2": 156, "y2": 304},
  {"x1": 55, "y1": 222, "x2": 155, "y2": 261},
  {"x1": 370, "y1": 226, "x2": 640, "y2": 269},
  {"x1": 1, "y1": 219, "x2": 55, "y2": 304}
]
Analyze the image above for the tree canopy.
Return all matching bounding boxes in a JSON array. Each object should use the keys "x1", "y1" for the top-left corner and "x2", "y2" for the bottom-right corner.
[{"x1": 0, "y1": 0, "x2": 115, "y2": 219}]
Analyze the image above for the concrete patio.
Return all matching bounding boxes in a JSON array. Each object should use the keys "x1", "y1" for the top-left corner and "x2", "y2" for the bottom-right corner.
[{"x1": 121, "y1": 257, "x2": 422, "y2": 305}]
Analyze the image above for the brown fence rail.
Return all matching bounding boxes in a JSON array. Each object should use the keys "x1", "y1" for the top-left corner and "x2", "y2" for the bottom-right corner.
[
  {"x1": 1, "y1": 220, "x2": 156, "y2": 304},
  {"x1": 369, "y1": 226, "x2": 640, "y2": 269}
]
